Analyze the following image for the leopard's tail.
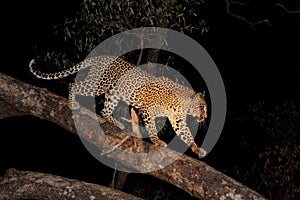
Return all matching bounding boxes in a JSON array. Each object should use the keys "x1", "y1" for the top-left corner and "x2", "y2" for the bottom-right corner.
[{"x1": 29, "y1": 59, "x2": 84, "y2": 80}]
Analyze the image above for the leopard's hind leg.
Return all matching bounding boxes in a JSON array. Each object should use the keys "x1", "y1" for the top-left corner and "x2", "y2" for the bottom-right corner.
[{"x1": 101, "y1": 90, "x2": 125, "y2": 129}]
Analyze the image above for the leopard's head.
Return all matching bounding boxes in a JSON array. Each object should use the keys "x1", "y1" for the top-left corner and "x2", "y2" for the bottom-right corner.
[{"x1": 189, "y1": 92, "x2": 207, "y2": 122}]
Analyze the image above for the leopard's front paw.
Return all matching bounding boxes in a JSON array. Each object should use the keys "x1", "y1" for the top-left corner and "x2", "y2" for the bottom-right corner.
[
  {"x1": 190, "y1": 142, "x2": 207, "y2": 158},
  {"x1": 197, "y1": 148, "x2": 207, "y2": 158}
]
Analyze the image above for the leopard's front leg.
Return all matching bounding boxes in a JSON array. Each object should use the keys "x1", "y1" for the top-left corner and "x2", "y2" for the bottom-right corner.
[
  {"x1": 169, "y1": 115, "x2": 207, "y2": 158},
  {"x1": 143, "y1": 113, "x2": 167, "y2": 148}
]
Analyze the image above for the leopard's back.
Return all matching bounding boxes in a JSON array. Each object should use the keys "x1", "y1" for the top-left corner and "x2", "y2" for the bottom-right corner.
[{"x1": 29, "y1": 55, "x2": 136, "y2": 96}]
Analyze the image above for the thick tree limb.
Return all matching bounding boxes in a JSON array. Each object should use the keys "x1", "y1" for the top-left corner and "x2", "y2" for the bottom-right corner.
[
  {"x1": 0, "y1": 168, "x2": 143, "y2": 200},
  {"x1": 0, "y1": 72, "x2": 266, "y2": 199}
]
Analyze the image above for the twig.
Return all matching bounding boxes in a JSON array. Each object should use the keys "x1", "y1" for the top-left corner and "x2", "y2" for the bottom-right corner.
[
  {"x1": 224, "y1": 0, "x2": 271, "y2": 27},
  {"x1": 229, "y1": 0, "x2": 249, "y2": 6},
  {"x1": 275, "y1": 3, "x2": 300, "y2": 14},
  {"x1": 101, "y1": 135, "x2": 131, "y2": 156},
  {"x1": 111, "y1": 162, "x2": 117, "y2": 189}
]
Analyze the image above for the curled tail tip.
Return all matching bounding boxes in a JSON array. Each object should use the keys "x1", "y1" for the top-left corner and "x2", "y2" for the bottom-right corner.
[
  {"x1": 29, "y1": 59, "x2": 36, "y2": 69},
  {"x1": 28, "y1": 59, "x2": 46, "y2": 79}
]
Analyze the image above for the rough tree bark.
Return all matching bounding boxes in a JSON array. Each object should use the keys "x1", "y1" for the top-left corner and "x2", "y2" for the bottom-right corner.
[
  {"x1": 0, "y1": 168, "x2": 143, "y2": 200},
  {"x1": 0, "y1": 72, "x2": 266, "y2": 200}
]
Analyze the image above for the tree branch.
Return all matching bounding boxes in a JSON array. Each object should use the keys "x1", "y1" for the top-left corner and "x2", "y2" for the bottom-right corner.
[
  {"x1": 224, "y1": 0, "x2": 300, "y2": 28},
  {"x1": 224, "y1": 0, "x2": 271, "y2": 27},
  {"x1": 0, "y1": 72, "x2": 266, "y2": 199},
  {"x1": 275, "y1": 3, "x2": 300, "y2": 14},
  {"x1": 0, "y1": 168, "x2": 143, "y2": 200}
]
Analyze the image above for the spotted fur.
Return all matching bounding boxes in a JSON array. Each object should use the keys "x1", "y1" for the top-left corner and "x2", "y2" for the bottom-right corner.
[{"x1": 29, "y1": 55, "x2": 207, "y2": 157}]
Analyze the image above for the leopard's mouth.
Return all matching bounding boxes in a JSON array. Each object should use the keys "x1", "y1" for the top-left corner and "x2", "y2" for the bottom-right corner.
[
  {"x1": 197, "y1": 106, "x2": 207, "y2": 122},
  {"x1": 198, "y1": 117, "x2": 206, "y2": 123}
]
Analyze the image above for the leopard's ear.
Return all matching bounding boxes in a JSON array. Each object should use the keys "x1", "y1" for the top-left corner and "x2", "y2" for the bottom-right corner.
[
  {"x1": 197, "y1": 91, "x2": 205, "y2": 98},
  {"x1": 191, "y1": 91, "x2": 205, "y2": 99}
]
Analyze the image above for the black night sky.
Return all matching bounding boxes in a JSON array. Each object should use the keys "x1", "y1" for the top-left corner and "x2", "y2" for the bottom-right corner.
[{"x1": 0, "y1": 0, "x2": 299, "y2": 199}]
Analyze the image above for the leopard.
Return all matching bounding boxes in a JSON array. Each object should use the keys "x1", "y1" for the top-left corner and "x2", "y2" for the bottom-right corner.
[
  {"x1": 101, "y1": 66, "x2": 207, "y2": 157},
  {"x1": 29, "y1": 55, "x2": 207, "y2": 157}
]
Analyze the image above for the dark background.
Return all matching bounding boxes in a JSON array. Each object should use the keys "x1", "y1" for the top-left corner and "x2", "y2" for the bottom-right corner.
[{"x1": 0, "y1": 0, "x2": 299, "y2": 199}]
